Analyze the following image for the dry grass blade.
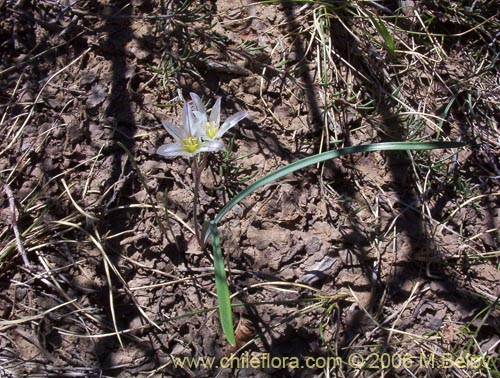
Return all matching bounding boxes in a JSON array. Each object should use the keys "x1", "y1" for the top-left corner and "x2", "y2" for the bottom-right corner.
[
  {"x1": 0, "y1": 48, "x2": 90, "y2": 157},
  {"x1": 61, "y1": 179, "x2": 99, "y2": 221},
  {"x1": 54, "y1": 220, "x2": 163, "y2": 332},
  {"x1": 2, "y1": 184, "x2": 30, "y2": 266},
  {"x1": 101, "y1": 242, "x2": 124, "y2": 349},
  {"x1": 0, "y1": 299, "x2": 77, "y2": 331}
]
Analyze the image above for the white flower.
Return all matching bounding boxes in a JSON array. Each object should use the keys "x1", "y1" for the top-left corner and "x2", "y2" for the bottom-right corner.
[
  {"x1": 190, "y1": 93, "x2": 247, "y2": 142},
  {"x1": 157, "y1": 100, "x2": 224, "y2": 158}
]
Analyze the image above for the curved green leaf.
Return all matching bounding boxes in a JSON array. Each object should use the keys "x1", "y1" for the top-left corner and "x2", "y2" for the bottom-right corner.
[
  {"x1": 209, "y1": 140, "x2": 463, "y2": 346},
  {"x1": 213, "y1": 141, "x2": 463, "y2": 225}
]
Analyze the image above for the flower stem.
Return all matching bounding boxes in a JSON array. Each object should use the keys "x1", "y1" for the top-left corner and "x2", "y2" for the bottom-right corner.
[{"x1": 192, "y1": 155, "x2": 202, "y2": 246}]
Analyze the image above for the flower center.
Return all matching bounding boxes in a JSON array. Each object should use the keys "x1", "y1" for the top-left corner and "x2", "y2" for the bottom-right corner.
[
  {"x1": 182, "y1": 137, "x2": 201, "y2": 153},
  {"x1": 206, "y1": 121, "x2": 219, "y2": 140}
]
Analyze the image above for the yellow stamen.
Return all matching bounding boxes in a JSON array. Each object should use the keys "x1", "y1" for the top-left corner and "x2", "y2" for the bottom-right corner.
[
  {"x1": 182, "y1": 137, "x2": 201, "y2": 153},
  {"x1": 206, "y1": 121, "x2": 219, "y2": 140}
]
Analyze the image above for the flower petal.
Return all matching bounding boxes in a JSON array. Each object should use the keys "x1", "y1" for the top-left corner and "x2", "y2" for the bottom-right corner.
[
  {"x1": 182, "y1": 102, "x2": 190, "y2": 130},
  {"x1": 209, "y1": 97, "x2": 221, "y2": 128},
  {"x1": 192, "y1": 110, "x2": 208, "y2": 137},
  {"x1": 182, "y1": 102, "x2": 199, "y2": 137},
  {"x1": 191, "y1": 116, "x2": 206, "y2": 138},
  {"x1": 217, "y1": 111, "x2": 248, "y2": 138},
  {"x1": 193, "y1": 110, "x2": 207, "y2": 121},
  {"x1": 198, "y1": 139, "x2": 225, "y2": 153},
  {"x1": 190, "y1": 93, "x2": 206, "y2": 114},
  {"x1": 157, "y1": 143, "x2": 194, "y2": 158},
  {"x1": 161, "y1": 120, "x2": 186, "y2": 142}
]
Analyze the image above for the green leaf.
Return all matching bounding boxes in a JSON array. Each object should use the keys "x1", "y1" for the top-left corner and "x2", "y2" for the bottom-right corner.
[
  {"x1": 368, "y1": 13, "x2": 395, "y2": 52},
  {"x1": 213, "y1": 141, "x2": 463, "y2": 225},
  {"x1": 208, "y1": 140, "x2": 463, "y2": 346},
  {"x1": 208, "y1": 221, "x2": 236, "y2": 346}
]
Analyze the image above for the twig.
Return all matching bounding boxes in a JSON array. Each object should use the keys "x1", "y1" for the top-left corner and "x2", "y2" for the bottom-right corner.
[{"x1": 3, "y1": 183, "x2": 30, "y2": 267}]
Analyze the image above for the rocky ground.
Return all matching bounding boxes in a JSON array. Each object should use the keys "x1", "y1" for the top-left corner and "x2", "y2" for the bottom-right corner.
[{"x1": 0, "y1": 1, "x2": 499, "y2": 377}]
